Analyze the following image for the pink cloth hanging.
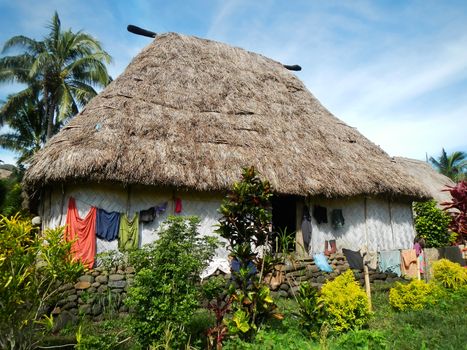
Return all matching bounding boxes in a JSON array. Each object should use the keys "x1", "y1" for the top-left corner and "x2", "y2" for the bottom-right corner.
[{"x1": 65, "y1": 197, "x2": 97, "y2": 269}]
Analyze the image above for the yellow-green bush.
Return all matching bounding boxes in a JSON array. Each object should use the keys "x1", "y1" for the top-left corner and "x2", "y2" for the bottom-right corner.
[
  {"x1": 319, "y1": 270, "x2": 370, "y2": 333},
  {"x1": 389, "y1": 280, "x2": 436, "y2": 311},
  {"x1": 432, "y1": 258, "x2": 467, "y2": 290}
]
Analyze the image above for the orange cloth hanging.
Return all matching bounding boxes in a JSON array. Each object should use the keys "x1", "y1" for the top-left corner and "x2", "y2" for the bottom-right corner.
[
  {"x1": 65, "y1": 197, "x2": 97, "y2": 269},
  {"x1": 400, "y1": 249, "x2": 418, "y2": 278}
]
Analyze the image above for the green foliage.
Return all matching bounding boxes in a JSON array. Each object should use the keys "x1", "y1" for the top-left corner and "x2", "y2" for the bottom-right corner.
[
  {"x1": 217, "y1": 166, "x2": 273, "y2": 249},
  {"x1": 0, "y1": 167, "x2": 26, "y2": 217},
  {"x1": 1, "y1": 183, "x2": 23, "y2": 216},
  {"x1": 0, "y1": 11, "x2": 112, "y2": 166},
  {"x1": 369, "y1": 281, "x2": 466, "y2": 350},
  {"x1": 389, "y1": 280, "x2": 436, "y2": 311},
  {"x1": 413, "y1": 200, "x2": 452, "y2": 247},
  {"x1": 125, "y1": 216, "x2": 217, "y2": 349},
  {"x1": 74, "y1": 318, "x2": 139, "y2": 350},
  {"x1": 429, "y1": 148, "x2": 467, "y2": 182},
  {"x1": 295, "y1": 282, "x2": 326, "y2": 339},
  {"x1": 329, "y1": 329, "x2": 388, "y2": 350},
  {"x1": 432, "y1": 258, "x2": 467, "y2": 290},
  {"x1": 216, "y1": 167, "x2": 282, "y2": 344},
  {"x1": 201, "y1": 276, "x2": 230, "y2": 349},
  {"x1": 319, "y1": 270, "x2": 371, "y2": 333},
  {"x1": 0, "y1": 215, "x2": 84, "y2": 349}
]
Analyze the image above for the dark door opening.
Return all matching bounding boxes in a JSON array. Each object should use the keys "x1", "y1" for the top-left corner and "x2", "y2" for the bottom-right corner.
[{"x1": 271, "y1": 195, "x2": 296, "y2": 252}]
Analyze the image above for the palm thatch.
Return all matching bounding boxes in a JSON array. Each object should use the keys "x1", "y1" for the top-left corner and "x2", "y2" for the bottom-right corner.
[
  {"x1": 395, "y1": 157, "x2": 454, "y2": 204},
  {"x1": 24, "y1": 33, "x2": 428, "y2": 200}
]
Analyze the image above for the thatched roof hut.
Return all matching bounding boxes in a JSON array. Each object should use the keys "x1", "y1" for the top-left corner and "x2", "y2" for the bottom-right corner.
[
  {"x1": 394, "y1": 157, "x2": 454, "y2": 205},
  {"x1": 24, "y1": 33, "x2": 427, "y2": 201}
]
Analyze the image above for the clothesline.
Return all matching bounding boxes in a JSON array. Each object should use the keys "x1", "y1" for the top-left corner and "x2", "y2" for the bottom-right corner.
[
  {"x1": 65, "y1": 197, "x2": 171, "y2": 268},
  {"x1": 72, "y1": 196, "x2": 167, "y2": 216}
]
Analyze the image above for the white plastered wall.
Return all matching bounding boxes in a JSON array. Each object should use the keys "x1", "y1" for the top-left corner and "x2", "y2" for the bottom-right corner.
[
  {"x1": 41, "y1": 183, "x2": 229, "y2": 276},
  {"x1": 309, "y1": 197, "x2": 415, "y2": 254},
  {"x1": 41, "y1": 184, "x2": 416, "y2": 273}
]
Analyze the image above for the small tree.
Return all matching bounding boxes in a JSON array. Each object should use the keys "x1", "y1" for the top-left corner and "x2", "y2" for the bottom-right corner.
[
  {"x1": 413, "y1": 200, "x2": 452, "y2": 247},
  {"x1": 442, "y1": 181, "x2": 467, "y2": 244},
  {"x1": 125, "y1": 216, "x2": 218, "y2": 349},
  {"x1": 0, "y1": 215, "x2": 84, "y2": 349},
  {"x1": 216, "y1": 166, "x2": 282, "y2": 342}
]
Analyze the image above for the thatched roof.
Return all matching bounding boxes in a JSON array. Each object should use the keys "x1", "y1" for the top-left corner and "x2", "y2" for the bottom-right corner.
[
  {"x1": 394, "y1": 157, "x2": 454, "y2": 204},
  {"x1": 24, "y1": 33, "x2": 428, "y2": 200}
]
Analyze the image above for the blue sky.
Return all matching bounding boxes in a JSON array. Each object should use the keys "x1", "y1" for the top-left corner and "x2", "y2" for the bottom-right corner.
[{"x1": 1, "y1": 0, "x2": 466, "y2": 164}]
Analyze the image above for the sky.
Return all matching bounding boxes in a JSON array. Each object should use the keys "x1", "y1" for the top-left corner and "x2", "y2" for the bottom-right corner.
[{"x1": 0, "y1": 0, "x2": 466, "y2": 165}]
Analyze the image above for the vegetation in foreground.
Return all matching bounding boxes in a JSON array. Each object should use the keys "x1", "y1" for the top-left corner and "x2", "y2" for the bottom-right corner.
[
  {"x1": 45, "y1": 279, "x2": 466, "y2": 350},
  {"x1": 1, "y1": 167, "x2": 466, "y2": 349}
]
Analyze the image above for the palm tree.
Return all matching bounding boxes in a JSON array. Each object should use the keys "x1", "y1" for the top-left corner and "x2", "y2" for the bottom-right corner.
[
  {"x1": 429, "y1": 148, "x2": 467, "y2": 182},
  {"x1": 0, "y1": 11, "x2": 112, "y2": 140},
  {"x1": 0, "y1": 91, "x2": 55, "y2": 165}
]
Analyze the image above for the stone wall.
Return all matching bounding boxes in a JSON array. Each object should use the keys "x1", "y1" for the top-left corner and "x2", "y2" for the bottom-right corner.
[
  {"x1": 269, "y1": 252, "x2": 404, "y2": 298},
  {"x1": 53, "y1": 252, "x2": 404, "y2": 324},
  {"x1": 54, "y1": 265, "x2": 135, "y2": 322}
]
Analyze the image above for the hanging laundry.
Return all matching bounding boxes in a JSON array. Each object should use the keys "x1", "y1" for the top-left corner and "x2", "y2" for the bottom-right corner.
[
  {"x1": 360, "y1": 246, "x2": 378, "y2": 270},
  {"x1": 118, "y1": 213, "x2": 139, "y2": 251},
  {"x1": 331, "y1": 209, "x2": 345, "y2": 228},
  {"x1": 175, "y1": 197, "x2": 182, "y2": 213},
  {"x1": 139, "y1": 202, "x2": 168, "y2": 223},
  {"x1": 413, "y1": 240, "x2": 425, "y2": 274},
  {"x1": 301, "y1": 205, "x2": 312, "y2": 252},
  {"x1": 96, "y1": 208, "x2": 120, "y2": 241},
  {"x1": 313, "y1": 253, "x2": 333, "y2": 273},
  {"x1": 139, "y1": 207, "x2": 155, "y2": 223},
  {"x1": 400, "y1": 249, "x2": 418, "y2": 278},
  {"x1": 313, "y1": 205, "x2": 328, "y2": 224},
  {"x1": 378, "y1": 250, "x2": 401, "y2": 277},
  {"x1": 65, "y1": 197, "x2": 97, "y2": 269},
  {"x1": 342, "y1": 248, "x2": 363, "y2": 270}
]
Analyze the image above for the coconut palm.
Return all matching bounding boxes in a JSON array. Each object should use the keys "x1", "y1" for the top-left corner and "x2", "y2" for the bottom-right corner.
[
  {"x1": 0, "y1": 11, "x2": 112, "y2": 140},
  {"x1": 429, "y1": 148, "x2": 467, "y2": 182},
  {"x1": 0, "y1": 91, "x2": 58, "y2": 165}
]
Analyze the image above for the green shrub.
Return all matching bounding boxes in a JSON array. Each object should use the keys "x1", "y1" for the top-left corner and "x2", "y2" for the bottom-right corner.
[
  {"x1": 125, "y1": 216, "x2": 218, "y2": 349},
  {"x1": 432, "y1": 258, "x2": 467, "y2": 290},
  {"x1": 330, "y1": 329, "x2": 388, "y2": 350},
  {"x1": 413, "y1": 200, "x2": 452, "y2": 247},
  {"x1": 389, "y1": 280, "x2": 436, "y2": 311},
  {"x1": 319, "y1": 270, "x2": 370, "y2": 333},
  {"x1": 295, "y1": 282, "x2": 326, "y2": 339},
  {"x1": 0, "y1": 215, "x2": 84, "y2": 349},
  {"x1": 216, "y1": 166, "x2": 282, "y2": 344}
]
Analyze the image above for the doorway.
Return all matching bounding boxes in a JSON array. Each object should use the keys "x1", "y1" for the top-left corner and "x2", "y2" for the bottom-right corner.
[{"x1": 271, "y1": 195, "x2": 297, "y2": 252}]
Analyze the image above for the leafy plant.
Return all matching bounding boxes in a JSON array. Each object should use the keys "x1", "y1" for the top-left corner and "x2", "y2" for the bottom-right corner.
[
  {"x1": 429, "y1": 148, "x2": 466, "y2": 182},
  {"x1": 319, "y1": 270, "x2": 370, "y2": 333},
  {"x1": 442, "y1": 181, "x2": 467, "y2": 243},
  {"x1": 389, "y1": 280, "x2": 436, "y2": 311},
  {"x1": 202, "y1": 276, "x2": 231, "y2": 350},
  {"x1": 413, "y1": 200, "x2": 452, "y2": 247},
  {"x1": 74, "y1": 319, "x2": 136, "y2": 350},
  {"x1": 216, "y1": 166, "x2": 282, "y2": 343},
  {"x1": 431, "y1": 258, "x2": 467, "y2": 290},
  {"x1": 125, "y1": 216, "x2": 218, "y2": 349},
  {"x1": 0, "y1": 215, "x2": 84, "y2": 349},
  {"x1": 330, "y1": 329, "x2": 387, "y2": 350},
  {"x1": 295, "y1": 282, "x2": 326, "y2": 339}
]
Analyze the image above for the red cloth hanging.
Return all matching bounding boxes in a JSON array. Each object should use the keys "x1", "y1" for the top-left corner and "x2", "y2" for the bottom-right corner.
[
  {"x1": 175, "y1": 197, "x2": 182, "y2": 213},
  {"x1": 65, "y1": 197, "x2": 97, "y2": 269}
]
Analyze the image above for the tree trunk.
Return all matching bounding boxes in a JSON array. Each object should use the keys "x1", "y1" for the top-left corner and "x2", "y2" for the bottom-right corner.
[{"x1": 45, "y1": 90, "x2": 55, "y2": 141}]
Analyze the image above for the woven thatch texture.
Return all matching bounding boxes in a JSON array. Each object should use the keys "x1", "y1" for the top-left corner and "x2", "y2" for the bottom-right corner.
[
  {"x1": 395, "y1": 157, "x2": 454, "y2": 204},
  {"x1": 24, "y1": 33, "x2": 428, "y2": 199}
]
